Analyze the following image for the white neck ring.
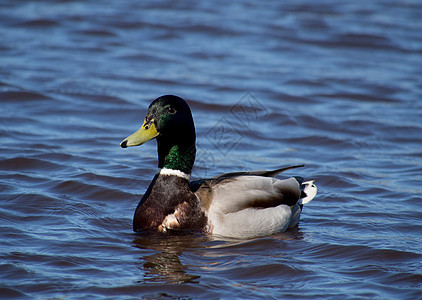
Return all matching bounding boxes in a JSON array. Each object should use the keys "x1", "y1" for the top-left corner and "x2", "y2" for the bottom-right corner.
[{"x1": 158, "y1": 168, "x2": 191, "y2": 180}]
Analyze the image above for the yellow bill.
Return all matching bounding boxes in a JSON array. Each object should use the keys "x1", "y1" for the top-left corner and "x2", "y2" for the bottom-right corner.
[{"x1": 120, "y1": 119, "x2": 158, "y2": 148}]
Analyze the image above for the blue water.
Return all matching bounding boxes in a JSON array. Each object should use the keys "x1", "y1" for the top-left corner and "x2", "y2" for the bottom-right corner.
[{"x1": 1, "y1": 1, "x2": 422, "y2": 299}]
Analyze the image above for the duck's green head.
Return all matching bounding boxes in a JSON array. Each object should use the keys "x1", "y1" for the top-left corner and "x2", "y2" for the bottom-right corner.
[{"x1": 121, "y1": 95, "x2": 196, "y2": 174}]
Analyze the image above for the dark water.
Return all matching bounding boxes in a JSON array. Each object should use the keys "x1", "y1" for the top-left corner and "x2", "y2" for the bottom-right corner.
[{"x1": 1, "y1": 0, "x2": 422, "y2": 299}]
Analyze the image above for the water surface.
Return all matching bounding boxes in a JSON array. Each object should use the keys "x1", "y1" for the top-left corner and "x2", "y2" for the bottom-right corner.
[{"x1": 1, "y1": 1, "x2": 422, "y2": 299}]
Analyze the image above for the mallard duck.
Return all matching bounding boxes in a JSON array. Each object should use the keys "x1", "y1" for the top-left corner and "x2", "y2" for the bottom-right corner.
[{"x1": 121, "y1": 95, "x2": 317, "y2": 239}]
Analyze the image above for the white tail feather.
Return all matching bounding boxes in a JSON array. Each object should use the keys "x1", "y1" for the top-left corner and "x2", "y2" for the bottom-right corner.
[{"x1": 300, "y1": 180, "x2": 317, "y2": 204}]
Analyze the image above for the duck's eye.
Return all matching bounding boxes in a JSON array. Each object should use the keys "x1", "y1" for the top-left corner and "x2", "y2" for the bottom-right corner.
[{"x1": 167, "y1": 107, "x2": 176, "y2": 114}]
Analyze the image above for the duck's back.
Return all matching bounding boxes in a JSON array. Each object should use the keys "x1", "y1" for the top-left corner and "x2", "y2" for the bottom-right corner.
[{"x1": 193, "y1": 175, "x2": 306, "y2": 238}]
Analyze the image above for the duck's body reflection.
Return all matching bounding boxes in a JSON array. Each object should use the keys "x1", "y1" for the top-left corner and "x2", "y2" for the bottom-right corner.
[
  {"x1": 133, "y1": 232, "x2": 207, "y2": 284},
  {"x1": 132, "y1": 229, "x2": 303, "y2": 284}
]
